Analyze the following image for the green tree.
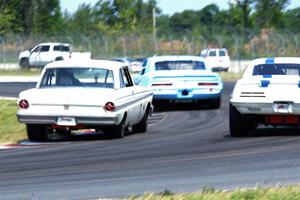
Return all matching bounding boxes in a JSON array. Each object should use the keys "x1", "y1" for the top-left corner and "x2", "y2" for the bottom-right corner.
[
  {"x1": 283, "y1": 7, "x2": 300, "y2": 32},
  {"x1": 232, "y1": 0, "x2": 254, "y2": 30},
  {"x1": 198, "y1": 4, "x2": 220, "y2": 26},
  {"x1": 66, "y1": 3, "x2": 97, "y2": 36},
  {"x1": 93, "y1": 0, "x2": 159, "y2": 34},
  {"x1": 253, "y1": 0, "x2": 289, "y2": 29},
  {"x1": 0, "y1": 0, "x2": 33, "y2": 35},
  {"x1": 0, "y1": 0, "x2": 63, "y2": 35},
  {"x1": 31, "y1": 0, "x2": 64, "y2": 34},
  {"x1": 169, "y1": 10, "x2": 198, "y2": 34}
]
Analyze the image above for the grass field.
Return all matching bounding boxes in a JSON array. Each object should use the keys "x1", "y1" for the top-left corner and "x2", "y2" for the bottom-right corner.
[
  {"x1": 0, "y1": 99, "x2": 26, "y2": 144},
  {"x1": 0, "y1": 69, "x2": 41, "y2": 76},
  {"x1": 131, "y1": 186, "x2": 300, "y2": 200},
  {"x1": 219, "y1": 71, "x2": 243, "y2": 81}
]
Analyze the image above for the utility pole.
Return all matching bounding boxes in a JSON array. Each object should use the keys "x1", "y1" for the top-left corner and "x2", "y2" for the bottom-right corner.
[{"x1": 152, "y1": 7, "x2": 158, "y2": 53}]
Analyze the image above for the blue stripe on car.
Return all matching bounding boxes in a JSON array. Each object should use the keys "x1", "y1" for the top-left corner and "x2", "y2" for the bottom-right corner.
[
  {"x1": 260, "y1": 80, "x2": 270, "y2": 87},
  {"x1": 263, "y1": 74, "x2": 272, "y2": 78},
  {"x1": 265, "y1": 58, "x2": 275, "y2": 64}
]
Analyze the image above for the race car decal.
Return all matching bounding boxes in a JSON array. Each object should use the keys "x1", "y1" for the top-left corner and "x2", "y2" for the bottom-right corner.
[
  {"x1": 265, "y1": 57, "x2": 275, "y2": 64},
  {"x1": 260, "y1": 80, "x2": 270, "y2": 87}
]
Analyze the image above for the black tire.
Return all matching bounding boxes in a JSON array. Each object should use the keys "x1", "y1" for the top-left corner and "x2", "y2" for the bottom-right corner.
[
  {"x1": 208, "y1": 96, "x2": 221, "y2": 109},
  {"x1": 26, "y1": 124, "x2": 48, "y2": 142},
  {"x1": 19, "y1": 58, "x2": 29, "y2": 69},
  {"x1": 55, "y1": 56, "x2": 64, "y2": 61},
  {"x1": 132, "y1": 106, "x2": 150, "y2": 133},
  {"x1": 229, "y1": 103, "x2": 249, "y2": 137},
  {"x1": 111, "y1": 121, "x2": 125, "y2": 138}
]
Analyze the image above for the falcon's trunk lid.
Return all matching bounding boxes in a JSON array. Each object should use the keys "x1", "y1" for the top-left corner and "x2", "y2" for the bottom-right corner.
[{"x1": 21, "y1": 87, "x2": 116, "y2": 107}]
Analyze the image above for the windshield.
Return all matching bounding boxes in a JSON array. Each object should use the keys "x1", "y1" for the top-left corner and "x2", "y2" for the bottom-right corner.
[
  {"x1": 155, "y1": 60, "x2": 205, "y2": 71},
  {"x1": 253, "y1": 64, "x2": 300, "y2": 76},
  {"x1": 53, "y1": 45, "x2": 70, "y2": 52},
  {"x1": 39, "y1": 67, "x2": 114, "y2": 88}
]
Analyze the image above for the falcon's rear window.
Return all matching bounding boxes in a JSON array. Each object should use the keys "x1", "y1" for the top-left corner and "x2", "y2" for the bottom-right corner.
[
  {"x1": 40, "y1": 67, "x2": 114, "y2": 88},
  {"x1": 253, "y1": 64, "x2": 300, "y2": 76},
  {"x1": 155, "y1": 60, "x2": 205, "y2": 71}
]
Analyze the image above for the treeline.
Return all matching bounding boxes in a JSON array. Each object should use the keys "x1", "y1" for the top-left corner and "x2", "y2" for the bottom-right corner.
[{"x1": 0, "y1": 0, "x2": 299, "y2": 37}]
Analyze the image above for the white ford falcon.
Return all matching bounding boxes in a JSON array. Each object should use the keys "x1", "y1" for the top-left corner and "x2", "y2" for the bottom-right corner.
[
  {"x1": 230, "y1": 57, "x2": 300, "y2": 137},
  {"x1": 17, "y1": 59, "x2": 153, "y2": 141}
]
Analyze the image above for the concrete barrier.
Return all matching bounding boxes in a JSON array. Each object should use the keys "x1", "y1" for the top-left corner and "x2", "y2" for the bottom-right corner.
[
  {"x1": 0, "y1": 76, "x2": 39, "y2": 82},
  {"x1": 0, "y1": 63, "x2": 19, "y2": 70}
]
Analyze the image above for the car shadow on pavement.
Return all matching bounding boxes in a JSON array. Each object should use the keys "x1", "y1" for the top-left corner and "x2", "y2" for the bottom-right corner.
[
  {"x1": 225, "y1": 127, "x2": 300, "y2": 138},
  {"x1": 250, "y1": 127, "x2": 300, "y2": 137},
  {"x1": 41, "y1": 129, "x2": 133, "y2": 143},
  {"x1": 153, "y1": 102, "x2": 219, "y2": 112}
]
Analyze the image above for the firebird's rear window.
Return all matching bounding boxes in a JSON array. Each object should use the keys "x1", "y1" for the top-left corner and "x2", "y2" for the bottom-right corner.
[
  {"x1": 155, "y1": 61, "x2": 205, "y2": 71},
  {"x1": 253, "y1": 64, "x2": 300, "y2": 76},
  {"x1": 39, "y1": 67, "x2": 114, "y2": 88}
]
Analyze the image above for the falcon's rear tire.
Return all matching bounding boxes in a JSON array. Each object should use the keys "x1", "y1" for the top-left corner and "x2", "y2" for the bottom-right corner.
[
  {"x1": 112, "y1": 121, "x2": 125, "y2": 138},
  {"x1": 26, "y1": 124, "x2": 48, "y2": 142},
  {"x1": 132, "y1": 106, "x2": 150, "y2": 133}
]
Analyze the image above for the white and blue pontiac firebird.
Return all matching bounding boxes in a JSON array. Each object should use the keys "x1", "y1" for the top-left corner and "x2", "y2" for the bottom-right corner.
[
  {"x1": 134, "y1": 55, "x2": 223, "y2": 108},
  {"x1": 230, "y1": 57, "x2": 300, "y2": 137}
]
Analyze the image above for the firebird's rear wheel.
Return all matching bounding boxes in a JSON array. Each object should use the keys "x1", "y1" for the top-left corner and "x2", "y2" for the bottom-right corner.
[
  {"x1": 229, "y1": 103, "x2": 249, "y2": 137},
  {"x1": 208, "y1": 96, "x2": 221, "y2": 109},
  {"x1": 26, "y1": 124, "x2": 48, "y2": 142},
  {"x1": 132, "y1": 106, "x2": 150, "y2": 133}
]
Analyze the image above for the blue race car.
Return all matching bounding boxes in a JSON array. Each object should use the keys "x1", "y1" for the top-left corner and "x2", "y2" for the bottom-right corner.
[{"x1": 134, "y1": 55, "x2": 223, "y2": 108}]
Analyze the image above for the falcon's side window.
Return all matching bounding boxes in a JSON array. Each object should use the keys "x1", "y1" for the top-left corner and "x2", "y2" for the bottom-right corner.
[
  {"x1": 40, "y1": 69, "x2": 56, "y2": 87},
  {"x1": 120, "y1": 67, "x2": 133, "y2": 88}
]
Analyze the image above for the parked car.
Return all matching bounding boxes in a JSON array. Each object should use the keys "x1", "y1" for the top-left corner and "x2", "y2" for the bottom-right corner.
[
  {"x1": 230, "y1": 57, "x2": 300, "y2": 137},
  {"x1": 134, "y1": 55, "x2": 223, "y2": 108},
  {"x1": 18, "y1": 43, "x2": 91, "y2": 69},
  {"x1": 111, "y1": 57, "x2": 145, "y2": 73},
  {"x1": 16, "y1": 59, "x2": 153, "y2": 141},
  {"x1": 200, "y1": 48, "x2": 231, "y2": 72}
]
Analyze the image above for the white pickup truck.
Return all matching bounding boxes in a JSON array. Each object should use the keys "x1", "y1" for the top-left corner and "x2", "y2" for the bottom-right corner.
[{"x1": 18, "y1": 43, "x2": 91, "y2": 69}]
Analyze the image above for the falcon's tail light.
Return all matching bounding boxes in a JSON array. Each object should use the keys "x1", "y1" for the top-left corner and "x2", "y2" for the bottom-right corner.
[
  {"x1": 19, "y1": 99, "x2": 29, "y2": 109},
  {"x1": 104, "y1": 102, "x2": 116, "y2": 112}
]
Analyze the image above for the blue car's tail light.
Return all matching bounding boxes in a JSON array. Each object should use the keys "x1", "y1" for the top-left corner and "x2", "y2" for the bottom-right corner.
[
  {"x1": 198, "y1": 82, "x2": 218, "y2": 86},
  {"x1": 151, "y1": 83, "x2": 172, "y2": 86}
]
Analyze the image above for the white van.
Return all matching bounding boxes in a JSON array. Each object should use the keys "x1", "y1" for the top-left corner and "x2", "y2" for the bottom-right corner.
[{"x1": 200, "y1": 48, "x2": 231, "y2": 72}]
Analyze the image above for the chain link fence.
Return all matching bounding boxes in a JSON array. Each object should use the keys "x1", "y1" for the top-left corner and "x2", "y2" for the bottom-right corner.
[{"x1": 0, "y1": 28, "x2": 299, "y2": 71}]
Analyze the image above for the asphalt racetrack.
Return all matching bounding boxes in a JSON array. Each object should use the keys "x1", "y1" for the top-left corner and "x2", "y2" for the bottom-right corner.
[{"x1": 1, "y1": 82, "x2": 300, "y2": 199}]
